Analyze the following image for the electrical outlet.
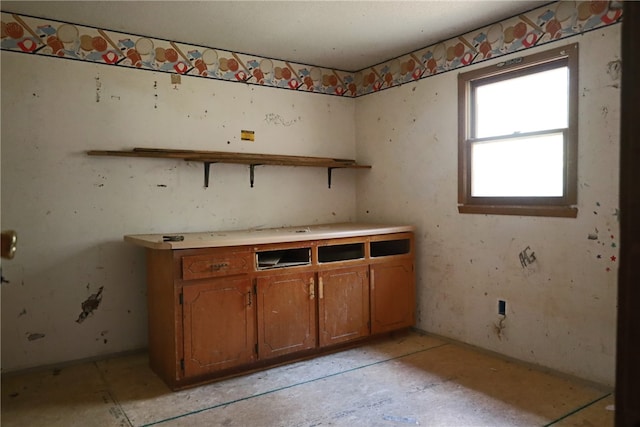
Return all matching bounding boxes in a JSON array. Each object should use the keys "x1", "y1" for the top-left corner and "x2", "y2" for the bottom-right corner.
[{"x1": 498, "y1": 299, "x2": 506, "y2": 316}]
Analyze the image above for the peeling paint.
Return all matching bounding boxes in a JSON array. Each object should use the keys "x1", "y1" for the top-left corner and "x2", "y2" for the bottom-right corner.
[
  {"x1": 607, "y1": 60, "x2": 622, "y2": 81},
  {"x1": 76, "y1": 286, "x2": 104, "y2": 323},
  {"x1": 27, "y1": 333, "x2": 45, "y2": 341}
]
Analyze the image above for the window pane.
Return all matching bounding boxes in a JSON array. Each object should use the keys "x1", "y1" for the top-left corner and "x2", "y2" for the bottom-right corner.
[
  {"x1": 471, "y1": 132, "x2": 564, "y2": 197},
  {"x1": 475, "y1": 67, "x2": 568, "y2": 138}
]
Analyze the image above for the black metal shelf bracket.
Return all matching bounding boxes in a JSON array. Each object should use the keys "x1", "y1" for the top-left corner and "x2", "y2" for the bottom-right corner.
[
  {"x1": 249, "y1": 164, "x2": 262, "y2": 188},
  {"x1": 327, "y1": 167, "x2": 336, "y2": 189},
  {"x1": 203, "y1": 162, "x2": 217, "y2": 188}
]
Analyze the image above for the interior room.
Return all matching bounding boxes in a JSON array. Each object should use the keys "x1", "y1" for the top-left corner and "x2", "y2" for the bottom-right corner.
[{"x1": 2, "y1": 1, "x2": 634, "y2": 426}]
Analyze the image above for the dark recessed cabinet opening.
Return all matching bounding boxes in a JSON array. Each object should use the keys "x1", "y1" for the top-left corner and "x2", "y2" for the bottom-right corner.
[
  {"x1": 318, "y1": 243, "x2": 365, "y2": 263},
  {"x1": 256, "y1": 248, "x2": 311, "y2": 270},
  {"x1": 370, "y1": 239, "x2": 410, "y2": 257}
]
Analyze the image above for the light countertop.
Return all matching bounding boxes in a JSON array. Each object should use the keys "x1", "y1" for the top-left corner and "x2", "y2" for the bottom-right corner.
[{"x1": 124, "y1": 223, "x2": 414, "y2": 250}]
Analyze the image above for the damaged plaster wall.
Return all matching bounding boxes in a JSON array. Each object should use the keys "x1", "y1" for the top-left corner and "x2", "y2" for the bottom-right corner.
[
  {"x1": 1, "y1": 52, "x2": 356, "y2": 372},
  {"x1": 355, "y1": 26, "x2": 620, "y2": 386}
]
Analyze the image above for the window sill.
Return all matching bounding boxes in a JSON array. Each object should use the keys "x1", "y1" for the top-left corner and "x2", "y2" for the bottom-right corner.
[{"x1": 458, "y1": 204, "x2": 578, "y2": 218}]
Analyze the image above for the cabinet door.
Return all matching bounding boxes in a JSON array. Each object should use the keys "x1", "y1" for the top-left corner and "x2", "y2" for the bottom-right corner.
[
  {"x1": 370, "y1": 260, "x2": 415, "y2": 334},
  {"x1": 318, "y1": 266, "x2": 370, "y2": 347},
  {"x1": 182, "y1": 277, "x2": 256, "y2": 378},
  {"x1": 256, "y1": 271, "x2": 317, "y2": 359}
]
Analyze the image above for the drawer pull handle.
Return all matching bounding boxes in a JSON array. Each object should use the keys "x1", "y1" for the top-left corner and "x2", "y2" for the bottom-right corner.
[{"x1": 210, "y1": 262, "x2": 229, "y2": 271}]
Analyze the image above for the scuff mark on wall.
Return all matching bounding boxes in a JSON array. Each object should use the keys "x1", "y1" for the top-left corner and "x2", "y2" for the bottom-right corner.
[
  {"x1": 96, "y1": 330, "x2": 109, "y2": 344},
  {"x1": 493, "y1": 317, "x2": 506, "y2": 341},
  {"x1": 153, "y1": 80, "x2": 158, "y2": 109},
  {"x1": 18, "y1": 308, "x2": 26, "y2": 317},
  {"x1": 606, "y1": 59, "x2": 621, "y2": 81},
  {"x1": 76, "y1": 286, "x2": 104, "y2": 323},
  {"x1": 606, "y1": 58, "x2": 621, "y2": 89},
  {"x1": 27, "y1": 333, "x2": 45, "y2": 341},
  {"x1": 588, "y1": 203, "x2": 620, "y2": 272},
  {"x1": 264, "y1": 113, "x2": 300, "y2": 126},
  {"x1": 95, "y1": 76, "x2": 101, "y2": 102}
]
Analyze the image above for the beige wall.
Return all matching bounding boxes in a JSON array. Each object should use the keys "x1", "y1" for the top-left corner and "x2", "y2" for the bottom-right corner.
[
  {"x1": 1, "y1": 23, "x2": 621, "y2": 387},
  {"x1": 355, "y1": 26, "x2": 621, "y2": 386},
  {"x1": 0, "y1": 53, "x2": 356, "y2": 372}
]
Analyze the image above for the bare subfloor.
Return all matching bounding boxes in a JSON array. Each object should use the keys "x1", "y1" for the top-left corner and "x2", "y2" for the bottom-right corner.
[{"x1": 1, "y1": 331, "x2": 614, "y2": 427}]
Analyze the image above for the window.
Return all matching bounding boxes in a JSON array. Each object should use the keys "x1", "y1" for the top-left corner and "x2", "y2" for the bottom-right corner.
[{"x1": 458, "y1": 43, "x2": 578, "y2": 217}]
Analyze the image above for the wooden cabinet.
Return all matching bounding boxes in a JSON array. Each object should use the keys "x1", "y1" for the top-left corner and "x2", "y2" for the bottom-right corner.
[
  {"x1": 370, "y1": 260, "x2": 415, "y2": 334},
  {"x1": 257, "y1": 271, "x2": 317, "y2": 359},
  {"x1": 318, "y1": 266, "x2": 370, "y2": 347},
  {"x1": 370, "y1": 235, "x2": 415, "y2": 334},
  {"x1": 182, "y1": 277, "x2": 256, "y2": 377},
  {"x1": 137, "y1": 226, "x2": 415, "y2": 390}
]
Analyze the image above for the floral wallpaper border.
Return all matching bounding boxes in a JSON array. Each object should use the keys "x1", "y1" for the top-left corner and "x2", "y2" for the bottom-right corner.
[{"x1": 0, "y1": 1, "x2": 622, "y2": 97}]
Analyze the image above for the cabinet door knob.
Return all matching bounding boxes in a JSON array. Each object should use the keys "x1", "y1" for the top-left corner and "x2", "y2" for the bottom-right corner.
[{"x1": 309, "y1": 278, "x2": 315, "y2": 300}]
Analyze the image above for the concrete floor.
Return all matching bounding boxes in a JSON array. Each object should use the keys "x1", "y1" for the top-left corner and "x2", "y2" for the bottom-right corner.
[{"x1": 1, "y1": 331, "x2": 614, "y2": 427}]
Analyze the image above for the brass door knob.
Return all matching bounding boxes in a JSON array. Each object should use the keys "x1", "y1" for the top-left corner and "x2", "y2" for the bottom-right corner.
[{"x1": 1, "y1": 230, "x2": 17, "y2": 259}]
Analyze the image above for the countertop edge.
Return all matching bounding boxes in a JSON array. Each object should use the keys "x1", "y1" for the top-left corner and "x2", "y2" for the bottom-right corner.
[{"x1": 124, "y1": 223, "x2": 415, "y2": 250}]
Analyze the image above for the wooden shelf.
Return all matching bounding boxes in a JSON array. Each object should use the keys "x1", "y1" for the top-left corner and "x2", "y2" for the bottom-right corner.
[{"x1": 87, "y1": 147, "x2": 371, "y2": 188}]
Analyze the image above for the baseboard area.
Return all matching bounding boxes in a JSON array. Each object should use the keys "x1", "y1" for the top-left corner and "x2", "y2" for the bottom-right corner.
[
  {"x1": 411, "y1": 327, "x2": 613, "y2": 393},
  {"x1": 0, "y1": 347, "x2": 148, "y2": 379}
]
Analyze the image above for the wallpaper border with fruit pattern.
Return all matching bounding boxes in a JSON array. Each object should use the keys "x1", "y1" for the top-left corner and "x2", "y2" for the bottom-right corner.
[{"x1": 0, "y1": 1, "x2": 623, "y2": 97}]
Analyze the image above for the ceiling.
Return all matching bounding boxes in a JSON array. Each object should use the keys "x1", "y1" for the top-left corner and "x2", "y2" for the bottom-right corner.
[{"x1": 2, "y1": 1, "x2": 550, "y2": 71}]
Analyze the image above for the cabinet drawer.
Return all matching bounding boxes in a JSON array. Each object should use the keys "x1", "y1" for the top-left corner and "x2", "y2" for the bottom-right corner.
[{"x1": 182, "y1": 251, "x2": 251, "y2": 280}]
